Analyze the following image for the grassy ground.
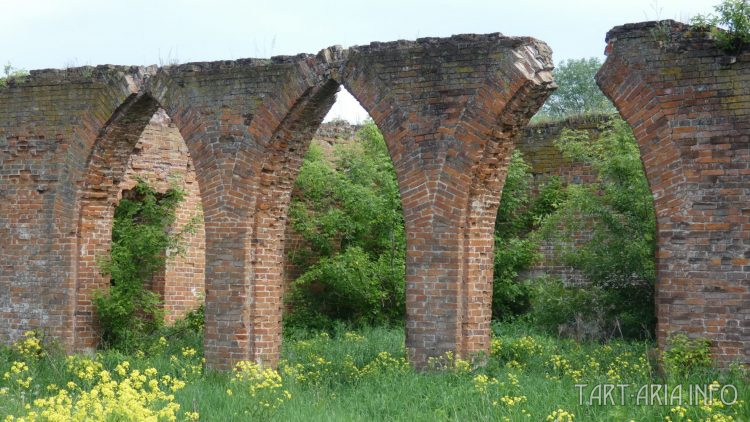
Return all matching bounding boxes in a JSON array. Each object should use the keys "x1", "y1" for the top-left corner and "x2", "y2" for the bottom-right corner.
[{"x1": 1, "y1": 322, "x2": 747, "y2": 421}]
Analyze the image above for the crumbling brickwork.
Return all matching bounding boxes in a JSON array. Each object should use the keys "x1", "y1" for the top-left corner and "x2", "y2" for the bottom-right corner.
[
  {"x1": 1, "y1": 33, "x2": 555, "y2": 370},
  {"x1": 597, "y1": 20, "x2": 750, "y2": 365}
]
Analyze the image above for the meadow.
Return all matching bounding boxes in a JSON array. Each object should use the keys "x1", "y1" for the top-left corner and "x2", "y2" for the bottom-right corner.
[{"x1": 1, "y1": 321, "x2": 747, "y2": 421}]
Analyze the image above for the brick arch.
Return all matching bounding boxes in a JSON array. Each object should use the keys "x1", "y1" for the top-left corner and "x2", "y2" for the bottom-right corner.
[
  {"x1": 336, "y1": 35, "x2": 554, "y2": 367},
  {"x1": 0, "y1": 66, "x2": 149, "y2": 349},
  {"x1": 146, "y1": 57, "x2": 338, "y2": 368},
  {"x1": 245, "y1": 79, "x2": 339, "y2": 365},
  {"x1": 1, "y1": 34, "x2": 558, "y2": 370},
  {"x1": 596, "y1": 20, "x2": 750, "y2": 365},
  {"x1": 73, "y1": 91, "x2": 211, "y2": 350}
]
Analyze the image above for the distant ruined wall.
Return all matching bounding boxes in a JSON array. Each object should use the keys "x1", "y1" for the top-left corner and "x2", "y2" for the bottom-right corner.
[
  {"x1": 516, "y1": 115, "x2": 607, "y2": 285},
  {"x1": 120, "y1": 109, "x2": 205, "y2": 323},
  {"x1": 282, "y1": 121, "x2": 360, "y2": 298}
]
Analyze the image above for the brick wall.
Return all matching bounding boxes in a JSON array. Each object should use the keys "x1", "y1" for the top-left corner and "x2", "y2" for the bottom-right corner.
[
  {"x1": 597, "y1": 20, "x2": 750, "y2": 365},
  {"x1": 516, "y1": 115, "x2": 606, "y2": 285}
]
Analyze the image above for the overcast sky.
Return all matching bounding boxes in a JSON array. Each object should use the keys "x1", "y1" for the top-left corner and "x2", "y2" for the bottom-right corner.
[{"x1": 1, "y1": 0, "x2": 717, "y2": 122}]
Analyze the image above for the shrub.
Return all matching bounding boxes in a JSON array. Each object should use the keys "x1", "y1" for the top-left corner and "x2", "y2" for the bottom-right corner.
[
  {"x1": 94, "y1": 180, "x2": 195, "y2": 351},
  {"x1": 285, "y1": 122, "x2": 405, "y2": 329},
  {"x1": 693, "y1": 0, "x2": 750, "y2": 53},
  {"x1": 492, "y1": 151, "x2": 565, "y2": 321},
  {"x1": 538, "y1": 118, "x2": 656, "y2": 339},
  {"x1": 662, "y1": 334, "x2": 713, "y2": 378},
  {"x1": 0, "y1": 63, "x2": 28, "y2": 88}
]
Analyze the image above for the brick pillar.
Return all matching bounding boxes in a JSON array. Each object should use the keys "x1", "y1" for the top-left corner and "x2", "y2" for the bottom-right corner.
[
  {"x1": 248, "y1": 80, "x2": 338, "y2": 365},
  {"x1": 597, "y1": 20, "x2": 750, "y2": 364},
  {"x1": 151, "y1": 56, "x2": 331, "y2": 369},
  {"x1": 339, "y1": 34, "x2": 554, "y2": 367}
]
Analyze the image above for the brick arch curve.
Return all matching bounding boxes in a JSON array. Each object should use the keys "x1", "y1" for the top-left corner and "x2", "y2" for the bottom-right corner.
[
  {"x1": 73, "y1": 91, "x2": 210, "y2": 351},
  {"x1": 596, "y1": 20, "x2": 750, "y2": 365}
]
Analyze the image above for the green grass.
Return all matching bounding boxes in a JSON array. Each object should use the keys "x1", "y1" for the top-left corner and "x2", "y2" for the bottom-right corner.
[{"x1": 1, "y1": 322, "x2": 748, "y2": 421}]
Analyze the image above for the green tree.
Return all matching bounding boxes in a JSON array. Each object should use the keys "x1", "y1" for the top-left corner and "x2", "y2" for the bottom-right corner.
[
  {"x1": 538, "y1": 118, "x2": 656, "y2": 339},
  {"x1": 286, "y1": 122, "x2": 405, "y2": 329},
  {"x1": 537, "y1": 58, "x2": 615, "y2": 119}
]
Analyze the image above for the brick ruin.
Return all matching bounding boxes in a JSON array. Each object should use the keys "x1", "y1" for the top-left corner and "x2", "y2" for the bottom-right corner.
[
  {"x1": 598, "y1": 21, "x2": 750, "y2": 364},
  {"x1": 120, "y1": 109, "x2": 205, "y2": 324},
  {"x1": 515, "y1": 116, "x2": 604, "y2": 285},
  {"x1": 1, "y1": 23, "x2": 748, "y2": 369}
]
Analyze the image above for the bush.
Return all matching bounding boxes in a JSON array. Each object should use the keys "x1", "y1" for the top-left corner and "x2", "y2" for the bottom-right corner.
[
  {"x1": 94, "y1": 180, "x2": 194, "y2": 351},
  {"x1": 285, "y1": 122, "x2": 405, "y2": 329},
  {"x1": 662, "y1": 334, "x2": 713, "y2": 378},
  {"x1": 0, "y1": 63, "x2": 28, "y2": 88},
  {"x1": 537, "y1": 118, "x2": 656, "y2": 339},
  {"x1": 492, "y1": 151, "x2": 565, "y2": 321},
  {"x1": 693, "y1": 0, "x2": 750, "y2": 53}
]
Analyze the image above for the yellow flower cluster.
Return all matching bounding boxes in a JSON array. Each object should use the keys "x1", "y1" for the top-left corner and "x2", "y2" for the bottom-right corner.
[
  {"x1": 66, "y1": 356, "x2": 104, "y2": 383},
  {"x1": 547, "y1": 408, "x2": 575, "y2": 422},
  {"x1": 491, "y1": 338, "x2": 503, "y2": 356},
  {"x1": 8, "y1": 359, "x2": 187, "y2": 421},
  {"x1": 232, "y1": 361, "x2": 290, "y2": 410},
  {"x1": 498, "y1": 395, "x2": 527, "y2": 407},
  {"x1": 3, "y1": 361, "x2": 32, "y2": 390},
  {"x1": 427, "y1": 351, "x2": 471, "y2": 373},
  {"x1": 343, "y1": 332, "x2": 365, "y2": 342},
  {"x1": 472, "y1": 374, "x2": 499, "y2": 394},
  {"x1": 14, "y1": 332, "x2": 44, "y2": 360},
  {"x1": 281, "y1": 354, "x2": 333, "y2": 385}
]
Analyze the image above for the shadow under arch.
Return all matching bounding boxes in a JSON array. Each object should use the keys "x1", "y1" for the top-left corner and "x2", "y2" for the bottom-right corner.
[{"x1": 72, "y1": 91, "x2": 208, "y2": 351}]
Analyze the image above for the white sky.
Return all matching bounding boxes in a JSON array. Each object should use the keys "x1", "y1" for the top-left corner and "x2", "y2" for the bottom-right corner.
[{"x1": 0, "y1": 0, "x2": 716, "y2": 122}]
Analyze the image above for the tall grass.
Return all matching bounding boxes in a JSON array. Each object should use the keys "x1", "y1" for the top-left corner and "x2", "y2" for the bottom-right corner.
[{"x1": 1, "y1": 322, "x2": 747, "y2": 421}]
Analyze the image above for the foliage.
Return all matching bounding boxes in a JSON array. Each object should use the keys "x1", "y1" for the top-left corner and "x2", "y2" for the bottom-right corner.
[
  {"x1": 286, "y1": 122, "x2": 405, "y2": 329},
  {"x1": 3, "y1": 321, "x2": 747, "y2": 421},
  {"x1": 693, "y1": 0, "x2": 750, "y2": 53},
  {"x1": 536, "y1": 58, "x2": 615, "y2": 119},
  {"x1": 94, "y1": 179, "x2": 197, "y2": 351},
  {"x1": 492, "y1": 151, "x2": 566, "y2": 321},
  {"x1": 0, "y1": 63, "x2": 28, "y2": 88},
  {"x1": 662, "y1": 334, "x2": 713, "y2": 378},
  {"x1": 538, "y1": 118, "x2": 656, "y2": 339}
]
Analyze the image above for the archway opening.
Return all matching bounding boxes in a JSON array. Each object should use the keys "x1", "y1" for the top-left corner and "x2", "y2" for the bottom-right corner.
[
  {"x1": 74, "y1": 99, "x2": 205, "y2": 351},
  {"x1": 281, "y1": 87, "x2": 407, "y2": 331},
  {"x1": 490, "y1": 56, "x2": 658, "y2": 342}
]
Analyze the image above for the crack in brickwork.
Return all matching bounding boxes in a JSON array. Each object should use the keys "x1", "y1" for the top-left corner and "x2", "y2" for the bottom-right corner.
[{"x1": 1, "y1": 33, "x2": 556, "y2": 370}]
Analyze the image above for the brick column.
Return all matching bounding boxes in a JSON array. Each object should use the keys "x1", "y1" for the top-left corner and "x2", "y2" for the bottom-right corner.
[
  {"x1": 151, "y1": 56, "x2": 331, "y2": 369},
  {"x1": 597, "y1": 20, "x2": 750, "y2": 365},
  {"x1": 339, "y1": 34, "x2": 554, "y2": 366}
]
